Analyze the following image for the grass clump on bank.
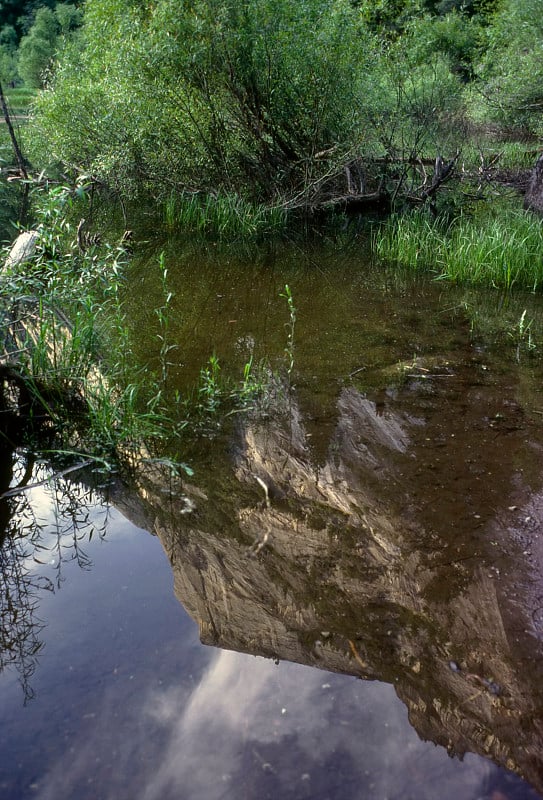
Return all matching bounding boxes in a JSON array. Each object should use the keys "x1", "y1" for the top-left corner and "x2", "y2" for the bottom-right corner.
[
  {"x1": 374, "y1": 204, "x2": 543, "y2": 291},
  {"x1": 0, "y1": 184, "x2": 178, "y2": 461},
  {"x1": 162, "y1": 192, "x2": 287, "y2": 238},
  {"x1": 4, "y1": 87, "x2": 36, "y2": 116},
  {"x1": 0, "y1": 184, "x2": 276, "y2": 465}
]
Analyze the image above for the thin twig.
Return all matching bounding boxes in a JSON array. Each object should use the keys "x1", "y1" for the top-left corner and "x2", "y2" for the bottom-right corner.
[
  {"x1": 348, "y1": 639, "x2": 367, "y2": 669},
  {"x1": 0, "y1": 460, "x2": 94, "y2": 499}
]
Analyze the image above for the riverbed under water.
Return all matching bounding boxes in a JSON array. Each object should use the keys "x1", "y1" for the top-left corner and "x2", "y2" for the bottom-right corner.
[{"x1": 2, "y1": 233, "x2": 543, "y2": 799}]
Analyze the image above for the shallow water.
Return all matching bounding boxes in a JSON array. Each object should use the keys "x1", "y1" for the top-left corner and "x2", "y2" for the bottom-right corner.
[{"x1": 2, "y1": 234, "x2": 543, "y2": 799}]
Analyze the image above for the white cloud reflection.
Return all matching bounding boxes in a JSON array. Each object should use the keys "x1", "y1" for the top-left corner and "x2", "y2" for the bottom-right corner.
[
  {"x1": 138, "y1": 648, "x2": 491, "y2": 800},
  {"x1": 31, "y1": 642, "x2": 500, "y2": 800}
]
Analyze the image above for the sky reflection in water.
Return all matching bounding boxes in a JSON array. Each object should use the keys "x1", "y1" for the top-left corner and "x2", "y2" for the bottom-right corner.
[
  {"x1": 3, "y1": 247, "x2": 543, "y2": 799},
  {"x1": 0, "y1": 478, "x2": 538, "y2": 800},
  {"x1": 136, "y1": 650, "x2": 495, "y2": 800}
]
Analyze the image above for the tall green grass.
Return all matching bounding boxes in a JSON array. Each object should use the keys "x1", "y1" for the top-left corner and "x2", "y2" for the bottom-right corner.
[
  {"x1": 162, "y1": 191, "x2": 287, "y2": 238},
  {"x1": 1, "y1": 184, "x2": 276, "y2": 463},
  {"x1": 0, "y1": 184, "x2": 177, "y2": 460},
  {"x1": 374, "y1": 204, "x2": 543, "y2": 290}
]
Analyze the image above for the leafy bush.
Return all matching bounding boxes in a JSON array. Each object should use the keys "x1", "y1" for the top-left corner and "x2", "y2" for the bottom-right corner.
[
  {"x1": 403, "y1": 11, "x2": 484, "y2": 79},
  {"x1": 470, "y1": 0, "x2": 543, "y2": 135},
  {"x1": 28, "y1": 0, "x2": 463, "y2": 202},
  {"x1": 31, "y1": 0, "x2": 384, "y2": 198},
  {"x1": 0, "y1": 24, "x2": 18, "y2": 84},
  {"x1": 17, "y1": 4, "x2": 82, "y2": 88}
]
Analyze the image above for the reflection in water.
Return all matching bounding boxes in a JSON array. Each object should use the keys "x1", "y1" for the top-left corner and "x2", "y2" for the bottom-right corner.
[
  {"x1": 3, "y1": 243, "x2": 543, "y2": 798},
  {"x1": 138, "y1": 650, "x2": 495, "y2": 800},
  {"x1": 126, "y1": 357, "x2": 543, "y2": 796},
  {"x1": 0, "y1": 452, "x2": 111, "y2": 701},
  {"x1": 3, "y1": 388, "x2": 542, "y2": 798},
  {"x1": 112, "y1": 242, "x2": 543, "y2": 797},
  {"x1": 19, "y1": 647, "x2": 531, "y2": 800}
]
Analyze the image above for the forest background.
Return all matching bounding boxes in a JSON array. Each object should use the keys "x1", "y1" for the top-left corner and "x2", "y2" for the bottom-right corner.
[{"x1": 1, "y1": 0, "x2": 541, "y2": 214}]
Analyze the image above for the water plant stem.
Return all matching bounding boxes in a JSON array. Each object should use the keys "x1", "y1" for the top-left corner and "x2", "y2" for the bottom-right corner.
[{"x1": 280, "y1": 284, "x2": 296, "y2": 381}]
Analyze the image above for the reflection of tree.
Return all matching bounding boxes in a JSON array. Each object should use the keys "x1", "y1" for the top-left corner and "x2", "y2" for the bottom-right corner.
[{"x1": 0, "y1": 449, "x2": 111, "y2": 702}]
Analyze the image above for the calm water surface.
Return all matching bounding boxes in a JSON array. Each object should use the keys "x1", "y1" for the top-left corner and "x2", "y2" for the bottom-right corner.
[{"x1": 2, "y1": 235, "x2": 543, "y2": 799}]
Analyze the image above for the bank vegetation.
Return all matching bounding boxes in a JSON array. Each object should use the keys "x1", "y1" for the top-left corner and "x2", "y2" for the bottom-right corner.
[
  {"x1": 6, "y1": 0, "x2": 538, "y2": 219},
  {"x1": 2, "y1": 0, "x2": 543, "y2": 463}
]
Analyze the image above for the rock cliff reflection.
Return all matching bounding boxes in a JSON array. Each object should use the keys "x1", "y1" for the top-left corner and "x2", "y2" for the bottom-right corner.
[
  {"x1": 128, "y1": 361, "x2": 543, "y2": 796},
  {"x1": 3, "y1": 342, "x2": 543, "y2": 797}
]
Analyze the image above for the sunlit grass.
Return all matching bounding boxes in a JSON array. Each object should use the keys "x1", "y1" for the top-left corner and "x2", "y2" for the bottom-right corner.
[
  {"x1": 4, "y1": 86, "x2": 36, "y2": 116},
  {"x1": 459, "y1": 139, "x2": 537, "y2": 172},
  {"x1": 374, "y1": 203, "x2": 543, "y2": 290},
  {"x1": 162, "y1": 191, "x2": 287, "y2": 238}
]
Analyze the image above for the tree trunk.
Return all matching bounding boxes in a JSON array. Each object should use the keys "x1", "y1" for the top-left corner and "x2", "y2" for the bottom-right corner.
[{"x1": 0, "y1": 80, "x2": 28, "y2": 180}]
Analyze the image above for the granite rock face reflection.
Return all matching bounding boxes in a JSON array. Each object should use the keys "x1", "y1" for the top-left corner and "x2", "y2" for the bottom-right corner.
[{"x1": 125, "y1": 363, "x2": 543, "y2": 794}]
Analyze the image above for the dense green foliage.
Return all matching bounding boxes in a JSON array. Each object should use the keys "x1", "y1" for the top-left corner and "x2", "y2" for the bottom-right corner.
[
  {"x1": 30, "y1": 0, "x2": 379, "y2": 197},
  {"x1": 0, "y1": 1, "x2": 82, "y2": 86},
  {"x1": 469, "y1": 0, "x2": 543, "y2": 135},
  {"x1": 0, "y1": 23, "x2": 17, "y2": 83},
  {"x1": 17, "y1": 3, "x2": 82, "y2": 87},
  {"x1": 0, "y1": 1, "x2": 58, "y2": 37},
  {"x1": 26, "y1": 0, "x2": 477, "y2": 203},
  {"x1": 162, "y1": 192, "x2": 287, "y2": 237},
  {"x1": 0, "y1": 185, "x2": 155, "y2": 457},
  {"x1": 2, "y1": 0, "x2": 536, "y2": 204},
  {"x1": 1, "y1": 0, "x2": 542, "y2": 258}
]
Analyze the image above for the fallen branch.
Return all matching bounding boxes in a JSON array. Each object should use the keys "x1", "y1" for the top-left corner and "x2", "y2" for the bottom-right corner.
[
  {"x1": 420, "y1": 151, "x2": 460, "y2": 202},
  {"x1": 0, "y1": 460, "x2": 94, "y2": 500},
  {"x1": 318, "y1": 191, "x2": 391, "y2": 213}
]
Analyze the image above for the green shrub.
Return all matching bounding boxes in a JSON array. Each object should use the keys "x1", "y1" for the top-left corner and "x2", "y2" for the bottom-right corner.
[
  {"x1": 17, "y1": 4, "x2": 82, "y2": 89},
  {"x1": 470, "y1": 0, "x2": 543, "y2": 136},
  {"x1": 28, "y1": 0, "x2": 467, "y2": 202}
]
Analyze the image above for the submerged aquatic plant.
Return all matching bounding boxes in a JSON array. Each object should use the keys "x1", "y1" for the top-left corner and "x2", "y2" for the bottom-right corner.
[
  {"x1": 193, "y1": 352, "x2": 270, "y2": 422},
  {"x1": 280, "y1": 284, "x2": 296, "y2": 381},
  {"x1": 508, "y1": 308, "x2": 537, "y2": 359},
  {"x1": 155, "y1": 252, "x2": 177, "y2": 387}
]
